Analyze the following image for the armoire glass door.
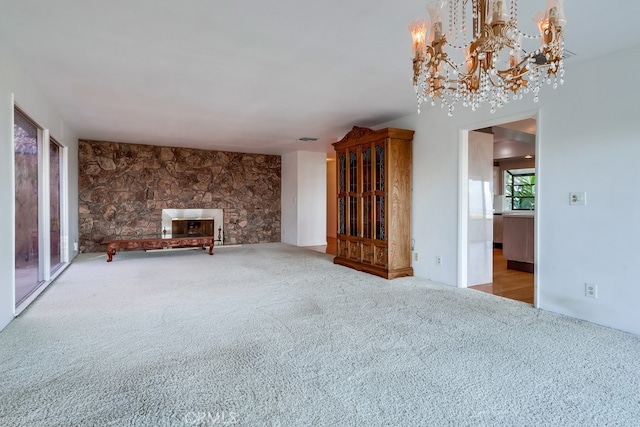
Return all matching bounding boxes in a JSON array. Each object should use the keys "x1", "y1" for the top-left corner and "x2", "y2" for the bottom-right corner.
[
  {"x1": 348, "y1": 150, "x2": 359, "y2": 237},
  {"x1": 337, "y1": 151, "x2": 346, "y2": 235},
  {"x1": 362, "y1": 146, "x2": 372, "y2": 239},
  {"x1": 375, "y1": 143, "x2": 386, "y2": 241}
]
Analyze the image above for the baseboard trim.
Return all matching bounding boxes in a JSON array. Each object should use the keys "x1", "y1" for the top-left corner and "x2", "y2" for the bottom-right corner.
[{"x1": 507, "y1": 260, "x2": 534, "y2": 273}]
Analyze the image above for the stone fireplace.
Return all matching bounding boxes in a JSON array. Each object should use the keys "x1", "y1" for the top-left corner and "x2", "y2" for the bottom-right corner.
[
  {"x1": 79, "y1": 140, "x2": 281, "y2": 253},
  {"x1": 162, "y1": 209, "x2": 224, "y2": 245}
]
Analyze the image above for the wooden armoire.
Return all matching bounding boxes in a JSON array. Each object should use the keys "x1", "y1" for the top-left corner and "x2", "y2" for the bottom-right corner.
[{"x1": 333, "y1": 126, "x2": 414, "y2": 279}]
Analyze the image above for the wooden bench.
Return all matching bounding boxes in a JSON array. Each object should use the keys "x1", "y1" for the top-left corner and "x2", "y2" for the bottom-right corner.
[{"x1": 105, "y1": 234, "x2": 214, "y2": 262}]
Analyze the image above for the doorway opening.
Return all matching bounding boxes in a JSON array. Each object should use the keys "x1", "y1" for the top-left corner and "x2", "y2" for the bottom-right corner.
[
  {"x1": 463, "y1": 116, "x2": 537, "y2": 305},
  {"x1": 305, "y1": 157, "x2": 337, "y2": 256}
]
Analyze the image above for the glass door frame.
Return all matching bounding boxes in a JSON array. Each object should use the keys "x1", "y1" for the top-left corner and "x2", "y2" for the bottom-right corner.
[{"x1": 49, "y1": 137, "x2": 66, "y2": 274}]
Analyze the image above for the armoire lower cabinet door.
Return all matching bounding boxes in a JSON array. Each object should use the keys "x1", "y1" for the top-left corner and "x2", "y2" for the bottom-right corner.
[
  {"x1": 347, "y1": 239, "x2": 360, "y2": 262},
  {"x1": 337, "y1": 238, "x2": 348, "y2": 258},
  {"x1": 361, "y1": 242, "x2": 374, "y2": 265},
  {"x1": 374, "y1": 245, "x2": 388, "y2": 269}
]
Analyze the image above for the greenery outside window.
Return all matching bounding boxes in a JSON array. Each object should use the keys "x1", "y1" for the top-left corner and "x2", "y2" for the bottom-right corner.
[{"x1": 505, "y1": 169, "x2": 535, "y2": 210}]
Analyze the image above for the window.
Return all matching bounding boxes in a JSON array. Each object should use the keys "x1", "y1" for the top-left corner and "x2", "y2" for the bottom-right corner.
[{"x1": 505, "y1": 169, "x2": 535, "y2": 210}]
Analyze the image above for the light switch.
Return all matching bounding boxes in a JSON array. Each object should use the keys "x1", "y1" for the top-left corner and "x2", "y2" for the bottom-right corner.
[{"x1": 569, "y1": 191, "x2": 586, "y2": 206}]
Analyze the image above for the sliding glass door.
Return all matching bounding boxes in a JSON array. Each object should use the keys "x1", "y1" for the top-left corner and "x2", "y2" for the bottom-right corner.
[
  {"x1": 50, "y1": 139, "x2": 63, "y2": 273},
  {"x1": 14, "y1": 109, "x2": 42, "y2": 306}
]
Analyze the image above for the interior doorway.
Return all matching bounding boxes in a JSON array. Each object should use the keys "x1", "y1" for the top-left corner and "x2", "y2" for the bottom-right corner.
[
  {"x1": 463, "y1": 116, "x2": 537, "y2": 305},
  {"x1": 306, "y1": 158, "x2": 337, "y2": 256}
]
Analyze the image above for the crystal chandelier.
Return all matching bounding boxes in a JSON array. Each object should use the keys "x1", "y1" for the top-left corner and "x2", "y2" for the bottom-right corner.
[{"x1": 409, "y1": 0, "x2": 566, "y2": 116}]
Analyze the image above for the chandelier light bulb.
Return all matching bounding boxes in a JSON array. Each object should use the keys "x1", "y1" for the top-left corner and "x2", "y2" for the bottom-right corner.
[{"x1": 408, "y1": 19, "x2": 429, "y2": 57}]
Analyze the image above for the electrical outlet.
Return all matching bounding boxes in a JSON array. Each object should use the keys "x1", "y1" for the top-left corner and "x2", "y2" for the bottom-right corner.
[
  {"x1": 585, "y1": 283, "x2": 597, "y2": 298},
  {"x1": 436, "y1": 256, "x2": 442, "y2": 266},
  {"x1": 413, "y1": 252, "x2": 419, "y2": 261},
  {"x1": 73, "y1": 241, "x2": 78, "y2": 251},
  {"x1": 570, "y1": 192, "x2": 587, "y2": 206}
]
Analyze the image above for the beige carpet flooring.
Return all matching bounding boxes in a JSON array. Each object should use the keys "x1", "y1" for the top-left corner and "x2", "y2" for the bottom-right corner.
[{"x1": 1, "y1": 243, "x2": 639, "y2": 426}]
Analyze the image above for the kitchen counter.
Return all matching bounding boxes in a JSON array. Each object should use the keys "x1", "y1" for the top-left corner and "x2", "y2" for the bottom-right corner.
[
  {"x1": 502, "y1": 213, "x2": 534, "y2": 272},
  {"x1": 503, "y1": 211, "x2": 535, "y2": 218}
]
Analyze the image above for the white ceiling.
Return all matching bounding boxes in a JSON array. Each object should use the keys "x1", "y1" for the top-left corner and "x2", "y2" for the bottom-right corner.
[{"x1": 1, "y1": 1, "x2": 639, "y2": 155}]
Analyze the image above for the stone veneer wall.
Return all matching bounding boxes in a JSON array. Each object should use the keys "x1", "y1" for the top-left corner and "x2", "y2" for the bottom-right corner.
[{"x1": 79, "y1": 140, "x2": 281, "y2": 253}]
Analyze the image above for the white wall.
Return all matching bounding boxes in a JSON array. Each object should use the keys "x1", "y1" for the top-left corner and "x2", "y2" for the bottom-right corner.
[
  {"x1": 381, "y1": 45, "x2": 640, "y2": 335},
  {"x1": 281, "y1": 151, "x2": 327, "y2": 246},
  {"x1": 296, "y1": 151, "x2": 327, "y2": 246},
  {"x1": 281, "y1": 152, "x2": 298, "y2": 245},
  {"x1": 0, "y1": 41, "x2": 79, "y2": 331}
]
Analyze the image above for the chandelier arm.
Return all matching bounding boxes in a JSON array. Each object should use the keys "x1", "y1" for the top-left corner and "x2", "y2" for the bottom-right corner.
[{"x1": 456, "y1": 63, "x2": 479, "y2": 82}]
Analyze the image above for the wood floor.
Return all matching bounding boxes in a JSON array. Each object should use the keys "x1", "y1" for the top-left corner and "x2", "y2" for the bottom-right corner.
[
  {"x1": 307, "y1": 239, "x2": 533, "y2": 304},
  {"x1": 470, "y1": 248, "x2": 534, "y2": 304}
]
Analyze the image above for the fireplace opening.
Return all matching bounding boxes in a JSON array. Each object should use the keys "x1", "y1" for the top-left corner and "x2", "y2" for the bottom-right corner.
[
  {"x1": 162, "y1": 209, "x2": 223, "y2": 244},
  {"x1": 171, "y1": 219, "x2": 214, "y2": 236}
]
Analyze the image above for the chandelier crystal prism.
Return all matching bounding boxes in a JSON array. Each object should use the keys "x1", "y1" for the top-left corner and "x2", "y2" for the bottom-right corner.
[{"x1": 409, "y1": 0, "x2": 566, "y2": 116}]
